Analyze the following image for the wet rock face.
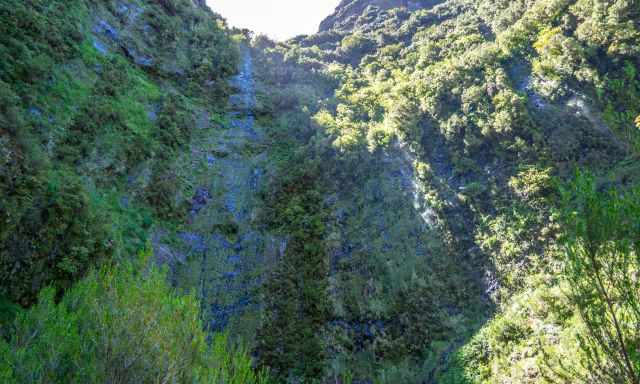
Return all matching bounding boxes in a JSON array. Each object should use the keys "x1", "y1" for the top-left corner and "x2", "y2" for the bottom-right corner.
[
  {"x1": 192, "y1": 0, "x2": 208, "y2": 9},
  {"x1": 94, "y1": 19, "x2": 119, "y2": 41},
  {"x1": 154, "y1": 47, "x2": 280, "y2": 336},
  {"x1": 190, "y1": 187, "x2": 211, "y2": 215},
  {"x1": 319, "y1": 0, "x2": 443, "y2": 32}
]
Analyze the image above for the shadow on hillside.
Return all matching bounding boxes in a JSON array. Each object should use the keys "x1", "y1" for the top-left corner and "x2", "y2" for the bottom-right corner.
[
  {"x1": 248, "y1": 42, "x2": 501, "y2": 382},
  {"x1": 413, "y1": 120, "x2": 499, "y2": 382}
]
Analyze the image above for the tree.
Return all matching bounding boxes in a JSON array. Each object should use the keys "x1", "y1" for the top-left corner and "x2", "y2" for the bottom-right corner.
[
  {"x1": 0, "y1": 170, "x2": 113, "y2": 306},
  {"x1": 557, "y1": 173, "x2": 640, "y2": 384},
  {"x1": 255, "y1": 163, "x2": 330, "y2": 382}
]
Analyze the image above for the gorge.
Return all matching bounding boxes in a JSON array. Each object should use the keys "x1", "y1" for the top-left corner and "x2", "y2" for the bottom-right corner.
[{"x1": 1, "y1": 1, "x2": 640, "y2": 383}]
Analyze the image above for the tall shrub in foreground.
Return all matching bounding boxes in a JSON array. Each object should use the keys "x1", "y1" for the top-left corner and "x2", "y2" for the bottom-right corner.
[
  {"x1": 555, "y1": 173, "x2": 640, "y2": 384},
  {"x1": 0, "y1": 250, "x2": 269, "y2": 384}
]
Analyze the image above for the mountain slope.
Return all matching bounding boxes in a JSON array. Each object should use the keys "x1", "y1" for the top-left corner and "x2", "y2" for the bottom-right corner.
[
  {"x1": 1, "y1": 0, "x2": 640, "y2": 383},
  {"x1": 319, "y1": 0, "x2": 444, "y2": 32},
  {"x1": 246, "y1": 0, "x2": 640, "y2": 382},
  {"x1": 0, "y1": 1, "x2": 271, "y2": 382},
  {"x1": 0, "y1": 0, "x2": 239, "y2": 306}
]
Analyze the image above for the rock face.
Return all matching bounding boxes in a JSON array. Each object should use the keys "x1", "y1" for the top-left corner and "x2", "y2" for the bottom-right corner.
[
  {"x1": 319, "y1": 0, "x2": 443, "y2": 32},
  {"x1": 156, "y1": 46, "x2": 280, "y2": 335}
]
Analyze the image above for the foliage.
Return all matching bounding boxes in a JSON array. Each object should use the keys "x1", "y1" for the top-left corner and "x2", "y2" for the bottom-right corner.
[
  {"x1": 4, "y1": 0, "x2": 640, "y2": 382},
  {"x1": 254, "y1": 75, "x2": 331, "y2": 381},
  {"x1": 252, "y1": 29, "x2": 488, "y2": 382},
  {"x1": 552, "y1": 173, "x2": 640, "y2": 383},
  {"x1": 453, "y1": 174, "x2": 640, "y2": 384},
  {"x1": 248, "y1": 0, "x2": 640, "y2": 381},
  {"x1": 0, "y1": 251, "x2": 269, "y2": 384},
  {"x1": 0, "y1": 0, "x2": 239, "y2": 306},
  {"x1": 0, "y1": 169, "x2": 113, "y2": 306},
  {"x1": 0, "y1": 0, "x2": 85, "y2": 84},
  {"x1": 340, "y1": 33, "x2": 376, "y2": 65},
  {"x1": 440, "y1": 279, "x2": 577, "y2": 384}
]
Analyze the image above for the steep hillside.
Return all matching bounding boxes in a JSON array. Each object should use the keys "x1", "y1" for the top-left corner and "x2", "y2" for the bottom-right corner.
[
  {"x1": 0, "y1": 1, "x2": 270, "y2": 382},
  {"x1": 0, "y1": 0, "x2": 239, "y2": 306},
  {"x1": 1, "y1": 0, "x2": 640, "y2": 383},
  {"x1": 319, "y1": 0, "x2": 444, "y2": 32},
  {"x1": 247, "y1": 0, "x2": 640, "y2": 382}
]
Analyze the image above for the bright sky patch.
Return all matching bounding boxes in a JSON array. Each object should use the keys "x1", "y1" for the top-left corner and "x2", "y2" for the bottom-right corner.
[{"x1": 207, "y1": 0, "x2": 340, "y2": 40}]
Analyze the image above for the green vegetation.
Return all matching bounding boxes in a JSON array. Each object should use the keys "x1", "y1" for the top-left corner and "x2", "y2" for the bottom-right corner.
[
  {"x1": 0, "y1": 250, "x2": 269, "y2": 384},
  {"x1": 0, "y1": 0, "x2": 237, "y2": 305},
  {"x1": 0, "y1": 169, "x2": 113, "y2": 306},
  {"x1": 0, "y1": 0, "x2": 239, "y2": 305},
  {"x1": 257, "y1": 167, "x2": 330, "y2": 380},
  {"x1": 0, "y1": 0, "x2": 271, "y2": 382},
  {"x1": 3, "y1": 0, "x2": 640, "y2": 382},
  {"x1": 243, "y1": 0, "x2": 640, "y2": 382},
  {"x1": 250, "y1": 43, "x2": 332, "y2": 381},
  {"x1": 250, "y1": 30, "x2": 488, "y2": 382},
  {"x1": 553, "y1": 174, "x2": 640, "y2": 383}
]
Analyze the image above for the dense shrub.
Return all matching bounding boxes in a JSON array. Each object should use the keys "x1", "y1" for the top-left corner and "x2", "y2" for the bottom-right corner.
[
  {"x1": 257, "y1": 159, "x2": 330, "y2": 382},
  {"x1": 0, "y1": 252, "x2": 269, "y2": 384},
  {"x1": 553, "y1": 173, "x2": 640, "y2": 383},
  {"x1": 0, "y1": 170, "x2": 113, "y2": 306},
  {"x1": 0, "y1": 0, "x2": 84, "y2": 84}
]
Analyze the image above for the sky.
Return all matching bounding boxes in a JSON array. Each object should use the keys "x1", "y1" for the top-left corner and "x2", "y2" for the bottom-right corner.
[{"x1": 206, "y1": 0, "x2": 341, "y2": 41}]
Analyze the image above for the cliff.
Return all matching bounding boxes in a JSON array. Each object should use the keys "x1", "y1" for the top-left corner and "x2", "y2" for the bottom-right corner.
[{"x1": 319, "y1": 0, "x2": 443, "y2": 31}]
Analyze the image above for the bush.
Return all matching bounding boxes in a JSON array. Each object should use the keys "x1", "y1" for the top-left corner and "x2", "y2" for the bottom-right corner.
[
  {"x1": 0, "y1": 169, "x2": 113, "y2": 306},
  {"x1": 0, "y1": 251, "x2": 269, "y2": 384},
  {"x1": 554, "y1": 173, "x2": 640, "y2": 383},
  {"x1": 156, "y1": 93, "x2": 194, "y2": 152},
  {"x1": 0, "y1": 0, "x2": 84, "y2": 84}
]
